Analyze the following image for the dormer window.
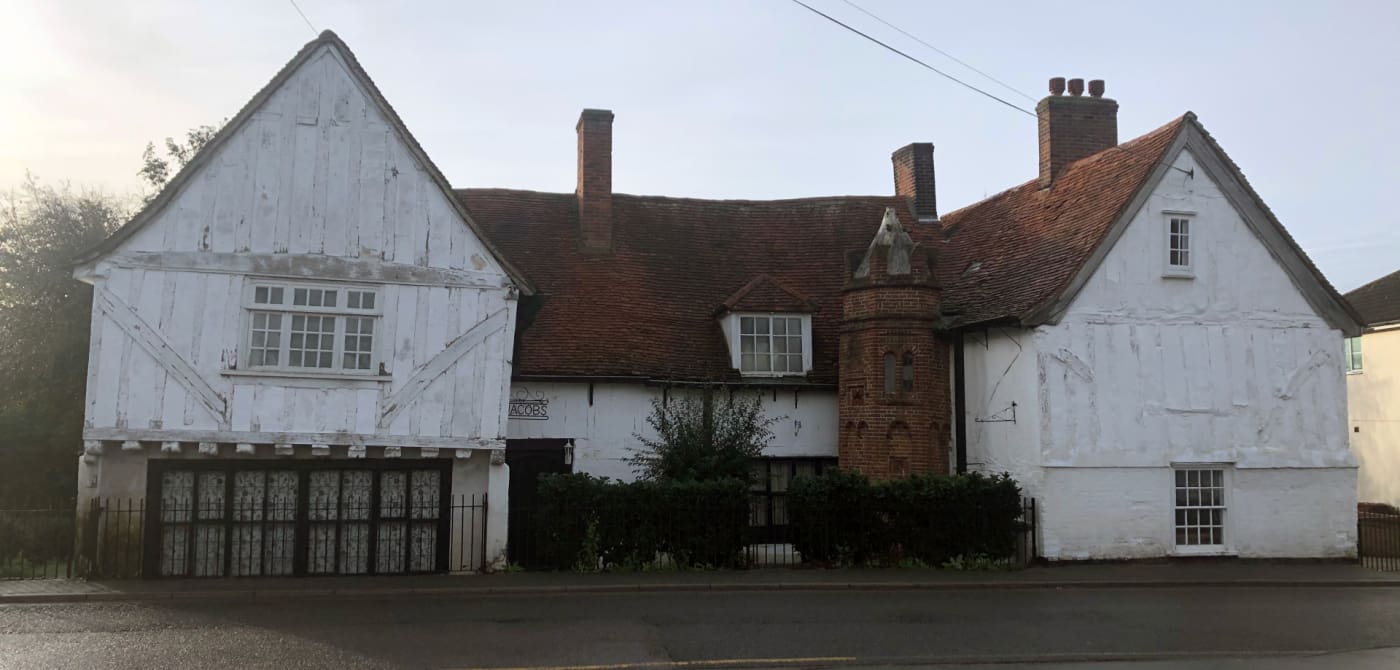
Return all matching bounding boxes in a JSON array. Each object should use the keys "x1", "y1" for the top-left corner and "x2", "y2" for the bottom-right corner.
[{"x1": 723, "y1": 313, "x2": 813, "y2": 377}]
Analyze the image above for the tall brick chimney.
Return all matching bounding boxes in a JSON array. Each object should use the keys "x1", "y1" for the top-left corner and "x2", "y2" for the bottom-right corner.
[
  {"x1": 892, "y1": 143, "x2": 937, "y2": 222},
  {"x1": 576, "y1": 109, "x2": 614, "y2": 253},
  {"x1": 1038, "y1": 77, "x2": 1116, "y2": 188}
]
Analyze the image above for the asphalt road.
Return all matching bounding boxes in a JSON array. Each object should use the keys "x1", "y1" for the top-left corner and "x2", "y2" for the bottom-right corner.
[{"x1": 2, "y1": 587, "x2": 1400, "y2": 669}]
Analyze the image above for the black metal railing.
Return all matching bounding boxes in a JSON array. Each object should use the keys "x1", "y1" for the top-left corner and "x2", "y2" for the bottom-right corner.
[
  {"x1": 0, "y1": 500, "x2": 79, "y2": 580},
  {"x1": 1, "y1": 495, "x2": 490, "y2": 580},
  {"x1": 1359, "y1": 503, "x2": 1400, "y2": 572}
]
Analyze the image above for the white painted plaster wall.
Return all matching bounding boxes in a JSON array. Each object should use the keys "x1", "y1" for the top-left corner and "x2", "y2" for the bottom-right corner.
[
  {"x1": 506, "y1": 382, "x2": 838, "y2": 480},
  {"x1": 80, "y1": 42, "x2": 517, "y2": 448},
  {"x1": 962, "y1": 328, "x2": 1041, "y2": 490},
  {"x1": 1039, "y1": 467, "x2": 1355, "y2": 559},
  {"x1": 968, "y1": 148, "x2": 1356, "y2": 558}
]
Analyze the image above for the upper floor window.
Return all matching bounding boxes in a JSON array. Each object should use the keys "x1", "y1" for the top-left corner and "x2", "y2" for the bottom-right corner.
[
  {"x1": 902, "y1": 352, "x2": 915, "y2": 392},
  {"x1": 244, "y1": 282, "x2": 381, "y2": 374},
  {"x1": 1345, "y1": 336, "x2": 1363, "y2": 373},
  {"x1": 731, "y1": 313, "x2": 811, "y2": 376},
  {"x1": 1165, "y1": 214, "x2": 1193, "y2": 277},
  {"x1": 883, "y1": 353, "x2": 896, "y2": 393}
]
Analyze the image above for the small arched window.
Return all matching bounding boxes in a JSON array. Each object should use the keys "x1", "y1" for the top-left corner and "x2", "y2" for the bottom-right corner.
[
  {"x1": 902, "y1": 352, "x2": 915, "y2": 392},
  {"x1": 883, "y1": 352, "x2": 896, "y2": 394}
]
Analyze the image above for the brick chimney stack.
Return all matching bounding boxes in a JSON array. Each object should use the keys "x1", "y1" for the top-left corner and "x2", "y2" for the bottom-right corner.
[
  {"x1": 892, "y1": 143, "x2": 937, "y2": 223},
  {"x1": 1038, "y1": 77, "x2": 1117, "y2": 188},
  {"x1": 576, "y1": 109, "x2": 614, "y2": 253}
]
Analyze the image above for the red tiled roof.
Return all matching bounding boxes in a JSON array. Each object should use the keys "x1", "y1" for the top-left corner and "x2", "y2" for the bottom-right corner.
[
  {"x1": 457, "y1": 190, "x2": 934, "y2": 383},
  {"x1": 722, "y1": 274, "x2": 817, "y2": 314},
  {"x1": 938, "y1": 116, "x2": 1188, "y2": 326}
]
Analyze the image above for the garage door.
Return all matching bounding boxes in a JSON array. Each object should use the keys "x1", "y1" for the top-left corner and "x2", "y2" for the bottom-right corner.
[{"x1": 144, "y1": 460, "x2": 450, "y2": 578}]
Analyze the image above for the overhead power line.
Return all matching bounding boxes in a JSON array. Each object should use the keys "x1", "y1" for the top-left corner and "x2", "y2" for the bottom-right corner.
[
  {"x1": 289, "y1": 0, "x2": 317, "y2": 36},
  {"x1": 837, "y1": 0, "x2": 1036, "y2": 103},
  {"x1": 786, "y1": 0, "x2": 1036, "y2": 118}
]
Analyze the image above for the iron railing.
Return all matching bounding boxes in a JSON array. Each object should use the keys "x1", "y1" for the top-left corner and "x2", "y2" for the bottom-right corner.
[
  {"x1": 1359, "y1": 504, "x2": 1400, "y2": 572},
  {"x1": 0, "y1": 495, "x2": 490, "y2": 580}
]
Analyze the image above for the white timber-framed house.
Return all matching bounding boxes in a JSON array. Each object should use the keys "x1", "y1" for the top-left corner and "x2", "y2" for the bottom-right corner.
[{"x1": 75, "y1": 32, "x2": 1365, "y2": 576}]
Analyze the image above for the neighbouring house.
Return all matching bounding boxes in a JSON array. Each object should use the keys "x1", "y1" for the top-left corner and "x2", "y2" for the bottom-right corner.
[
  {"x1": 75, "y1": 31, "x2": 1363, "y2": 577},
  {"x1": 1344, "y1": 270, "x2": 1400, "y2": 507}
]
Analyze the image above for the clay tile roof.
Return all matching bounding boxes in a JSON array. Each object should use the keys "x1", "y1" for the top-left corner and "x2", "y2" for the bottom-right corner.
[
  {"x1": 721, "y1": 274, "x2": 817, "y2": 314},
  {"x1": 457, "y1": 190, "x2": 935, "y2": 384},
  {"x1": 1346, "y1": 269, "x2": 1400, "y2": 327},
  {"x1": 938, "y1": 116, "x2": 1188, "y2": 327}
]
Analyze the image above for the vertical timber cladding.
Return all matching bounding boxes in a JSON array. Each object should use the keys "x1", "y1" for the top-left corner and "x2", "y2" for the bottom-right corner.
[{"x1": 143, "y1": 459, "x2": 451, "y2": 578}]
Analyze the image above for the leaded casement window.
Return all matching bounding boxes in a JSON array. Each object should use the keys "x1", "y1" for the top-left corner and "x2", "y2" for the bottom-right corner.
[
  {"x1": 1174, "y1": 467, "x2": 1228, "y2": 551},
  {"x1": 732, "y1": 313, "x2": 812, "y2": 376},
  {"x1": 901, "y1": 352, "x2": 915, "y2": 392},
  {"x1": 243, "y1": 282, "x2": 381, "y2": 374},
  {"x1": 1164, "y1": 214, "x2": 1194, "y2": 277},
  {"x1": 1345, "y1": 336, "x2": 1363, "y2": 373}
]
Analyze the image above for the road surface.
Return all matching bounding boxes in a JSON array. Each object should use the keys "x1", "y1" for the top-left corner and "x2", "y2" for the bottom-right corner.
[{"x1": 3, "y1": 586, "x2": 1400, "y2": 669}]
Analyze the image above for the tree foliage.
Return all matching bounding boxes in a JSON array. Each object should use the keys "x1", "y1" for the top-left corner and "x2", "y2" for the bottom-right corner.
[
  {"x1": 628, "y1": 388, "x2": 778, "y2": 482},
  {"x1": 0, "y1": 178, "x2": 127, "y2": 502},
  {"x1": 137, "y1": 121, "x2": 223, "y2": 198}
]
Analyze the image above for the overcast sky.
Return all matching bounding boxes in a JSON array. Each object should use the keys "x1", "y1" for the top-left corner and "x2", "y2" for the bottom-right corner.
[{"x1": 3, "y1": 0, "x2": 1397, "y2": 291}]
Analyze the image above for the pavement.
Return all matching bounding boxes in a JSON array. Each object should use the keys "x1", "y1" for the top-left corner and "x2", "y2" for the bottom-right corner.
[
  {"x1": 2, "y1": 561, "x2": 1398, "y2": 604},
  {"x1": 5, "y1": 584, "x2": 1400, "y2": 669}
]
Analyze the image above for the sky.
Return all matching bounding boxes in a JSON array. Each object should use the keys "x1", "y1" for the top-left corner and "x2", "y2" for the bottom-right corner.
[{"x1": 2, "y1": 0, "x2": 1398, "y2": 291}]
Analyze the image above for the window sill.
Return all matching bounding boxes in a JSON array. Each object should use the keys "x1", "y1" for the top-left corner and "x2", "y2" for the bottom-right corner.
[
  {"x1": 1170, "y1": 547, "x2": 1234, "y2": 557},
  {"x1": 1162, "y1": 269, "x2": 1195, "y2": 280},
  {"x1": 738, "y1": 372, "x2": 810, "y2": 379},
  {"x1": 222, "y1": 369, "x2": 392, "y2": 383},
  {"x1": 1347, "y1": 370, "x2": 1364, "y2": 376}
]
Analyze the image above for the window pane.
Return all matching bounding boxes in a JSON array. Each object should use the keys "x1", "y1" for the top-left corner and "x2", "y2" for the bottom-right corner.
[
  {"x1": 774, "y1": 337, "x2": 788, "y2": 355},
  {"x1": 883, "y1": 353, "x2": 896, "y2": 393},
  {"x1": 255, "y1": 287, "x2": 268, "y2": 304},
  {"x1": 788, "y1": 334, "x2": 803, "y2": 355},
  {"x1": 740, "y1": 317, "x2": 755, "y2": 335},
  {"x1": 773, "y1": 355, "x2": 788, "y2": 372},
  {"x1": 786, "y1": 354, "x2": 801, "y2": 372},
  {"x1": 753, "y1": 318, "x2": 769, "y2": 335},
  {"x1": 741, "y1": 335, "x2": 755, "y2": 354},
  {"x1": 361, "y1": 292, "x2": 374, "y2": 310},
  {"x1": 323, "y1": 291, "x2": 337, "y2": 308},
  {"x1": 773, "y1": 319, "x2": 786, "y2": 336},
  {"x1": 308, "y1": 290, "x2": 322, "y2": 307},
  {"x1": 741, "y1": 353, "x2": 755, "y2": 371},
  {"x1": 754, "y1": 354, "x2": 771, "y2": 372},
  {"x1": 270, "y1": 287, "x2": 283, "y2": 304},
  {"x1": 754, "y1": 337, "x2": 770, "y2": 354},
  {"x1": 293, "y1": 289, "x2": 307, "y2": 306}
]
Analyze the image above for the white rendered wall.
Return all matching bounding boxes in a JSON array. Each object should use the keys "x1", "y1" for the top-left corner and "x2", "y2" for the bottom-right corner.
[
  {"x1": 1039, "y1": 467, "x2": 1356, "y2": 559},
  {"x1": 506, "y1": 382, "x2": 838, "y2": 481},
  {"x1": 968, "y1": 148, "x2": 1356, "y2": 559},
  {"x1": 78, "y1": 42, "x2": 517, "y2": 448}
]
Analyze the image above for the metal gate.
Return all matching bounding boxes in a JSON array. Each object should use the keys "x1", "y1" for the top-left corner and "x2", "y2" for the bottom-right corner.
[{"x1": 145, "y1": 459, "x2": 451, "y2": 578}]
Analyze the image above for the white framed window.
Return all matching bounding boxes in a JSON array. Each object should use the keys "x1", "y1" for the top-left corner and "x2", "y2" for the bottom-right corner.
[
  {"x1": 1173, "y1": 467, "x2": 1229, "y2": 553},
  {"x1": 724, "y1": 313, "x2": 813, "y2": 376},
  {"x1": 242, "y1": 282, "x2": 382, "y2": 375},
  {"x1": 1345, "y1": 336, "x2": 1363, "y2": 373},
  {"x1": 1164, "y1": 213, "x2": 1194, "y2": 278}
]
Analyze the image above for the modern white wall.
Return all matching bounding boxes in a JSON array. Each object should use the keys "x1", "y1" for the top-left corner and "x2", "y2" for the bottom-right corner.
[
  {"x1": 1347, "y1": 327, "x2": 1400, "y2": 507},
  {"x1": 506, "y1": 382, "x2": 838, "y2": 480}
]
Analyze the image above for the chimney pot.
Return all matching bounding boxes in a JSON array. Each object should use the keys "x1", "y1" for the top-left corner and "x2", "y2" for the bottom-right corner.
[
  {"x1": 1049, "y1": 77, "x2": 1066, "y2": 96},
  {"x1": 1037, "y1": 76, "x2": 1118, "y2": 188}
]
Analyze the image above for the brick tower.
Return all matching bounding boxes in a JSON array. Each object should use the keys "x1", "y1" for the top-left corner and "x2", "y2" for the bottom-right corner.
[{"x1": 838, "y1": 208, "x2": 951, "y2": 479}]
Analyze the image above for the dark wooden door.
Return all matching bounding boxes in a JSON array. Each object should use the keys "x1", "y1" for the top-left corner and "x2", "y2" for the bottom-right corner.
[{"x1": 505, "y1": 439, "x2": 571, "y2": 567}]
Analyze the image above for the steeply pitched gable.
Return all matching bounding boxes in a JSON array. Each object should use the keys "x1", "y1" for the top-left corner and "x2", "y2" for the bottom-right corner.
[{"x1": 75, "y1": 30, "x2": 533, "y2": 294}]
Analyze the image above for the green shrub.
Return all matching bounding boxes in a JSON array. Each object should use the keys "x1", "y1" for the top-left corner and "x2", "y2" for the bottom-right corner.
[
  {"x1": 788, "y1": 470, "x2": 1025, "y2": 567},
  {"x1": 534, "y1": 474, "x2": 749, "y2": 571}
]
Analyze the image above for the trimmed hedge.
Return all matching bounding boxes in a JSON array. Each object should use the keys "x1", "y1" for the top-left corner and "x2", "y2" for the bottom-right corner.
[
  {"x1": 534, "y1": 474, "x2": 749, "y2": 571},
  {"x1": 788, "y1": 470, "x2": 1025, "y2": 566}
]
